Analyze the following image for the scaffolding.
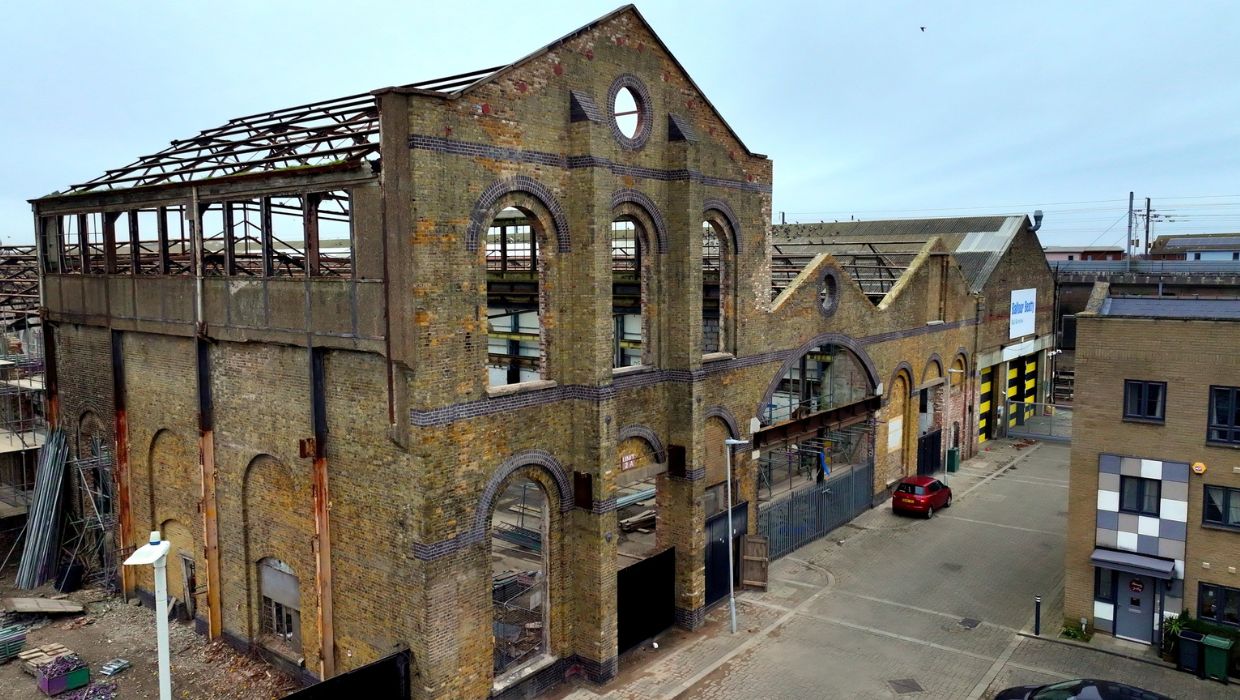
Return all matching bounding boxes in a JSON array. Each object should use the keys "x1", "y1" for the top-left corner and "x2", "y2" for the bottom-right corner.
[
  {"x1": 757, "y1": 422, "x2": 873, "y2": 503},
  {"x1": 61, "y1": 441, "x2": 119, "y2": 592},
  {"x1": 0, "y1": 342, "x2": 47, "y2": 526}
]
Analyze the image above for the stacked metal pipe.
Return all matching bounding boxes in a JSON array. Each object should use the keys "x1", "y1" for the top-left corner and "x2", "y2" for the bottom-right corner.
[{"x1": 15, "y1": 429, "x2": 69, "y2": 589}]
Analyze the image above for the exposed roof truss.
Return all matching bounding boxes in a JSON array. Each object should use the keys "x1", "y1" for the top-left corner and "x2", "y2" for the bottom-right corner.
[
  {"x1": 65, "y1": 93, "x2": 381, "y2": 194},
  {"x1": 771, "y1": 240, "x2": 925, "y2": 304}
]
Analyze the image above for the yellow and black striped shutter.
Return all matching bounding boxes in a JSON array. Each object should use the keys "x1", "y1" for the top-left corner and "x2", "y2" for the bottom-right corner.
[
  {"x1": 1007, "y1": 364, "x2": 1020, "y2": 428},
  {"x1": 979, "y1": 366, "x2": 992, "y2": 442},
  {"x1": 1023, "y1": 356, "x2": 1037, "y2": 421}
]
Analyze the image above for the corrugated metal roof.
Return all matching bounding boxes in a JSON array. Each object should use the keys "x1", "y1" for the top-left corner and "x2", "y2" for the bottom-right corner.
[
  {"x1": 1165, "y1": 235, "x2": 1240, "y2": 249},
  {"x1": 1101, "y1": 296, "x2": 1240, "y2": 320},
  {"x1": 1150, "y1": 233, "x2": 1240, "y2": 254}
]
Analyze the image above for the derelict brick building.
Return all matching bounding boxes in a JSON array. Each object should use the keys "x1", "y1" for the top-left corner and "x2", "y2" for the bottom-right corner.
[{"x1": 30, "y1": 6, "x2": 1054, "y2": 698}]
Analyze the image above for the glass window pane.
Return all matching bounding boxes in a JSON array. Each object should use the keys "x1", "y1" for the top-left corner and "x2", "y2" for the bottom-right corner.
[
  {"x1": 1228, "y1": 489, "x2": 1240, "y2": 527},
  {"x1": 1125, "y1": 383, "x2": 1140, "y2": 416},
  {"x1": 1143, "y1": 480, "x2": 1160, "y2": 515},
  {"x1": 1146, "y1": 384, "x2": 1163, "y2": 418},
  {"x1": 1206, "y1": 487, "x2": 1226, "y2": 524},
  {"x1": 1225, "y1": 589, "x2": 1240, "y2": 625},
  {"x1": 1213, "y1": 388, "x2": 1232, "y2": 426},
  {"x1": 1096, "y1": 568, "x2": 1115, "y2": 601},
  {"x1": 1120, "y1": 477, "x2": 1140, "y2": 511},
  {"x1": 1201, "y1": 586, "x2": 1218, "y2": 619}
]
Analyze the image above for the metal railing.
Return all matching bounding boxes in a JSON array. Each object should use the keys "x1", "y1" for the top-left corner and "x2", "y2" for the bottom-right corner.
[
  {"x1": 1005, "y1": 400, "x2": 1072, "y2": 442},
  {"x1": 492, "y1": 573, "x2": 546, "y2": 675},
  {"x1": 1050, "y1": 260, "x2": 1240, "y2": 275}
]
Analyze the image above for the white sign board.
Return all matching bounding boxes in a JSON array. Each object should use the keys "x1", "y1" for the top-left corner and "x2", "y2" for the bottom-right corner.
[
  {"x1": 1009, "y1": 288, "x2": 1037, "y2": 339},
  {"x1": 887, "y1": 416, "x2": 903, "y2": 454}
]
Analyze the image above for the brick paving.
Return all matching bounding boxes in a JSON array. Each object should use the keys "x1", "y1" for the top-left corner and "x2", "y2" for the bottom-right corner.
[{"x1": 565, "y1": 439, "x2": 1232, "y2": 700}]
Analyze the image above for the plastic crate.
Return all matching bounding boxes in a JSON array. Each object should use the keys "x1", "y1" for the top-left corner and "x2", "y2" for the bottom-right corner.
[{"x1": 38, "y1": 666, "x2": 89, "y2": 696}]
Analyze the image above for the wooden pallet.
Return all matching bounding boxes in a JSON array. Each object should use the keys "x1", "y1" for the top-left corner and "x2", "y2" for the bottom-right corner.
[
  {"x1": 18, "y1": 643, "x2": 72, "y2": 676},
  {"x1": 1, "y1": 598, "x2": 84, "y2": 614}
]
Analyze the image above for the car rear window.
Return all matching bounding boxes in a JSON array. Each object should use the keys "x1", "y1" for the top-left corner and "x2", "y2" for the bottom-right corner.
[{"x1": 896, "y1": 484, "x2": 926, "y2": 495}]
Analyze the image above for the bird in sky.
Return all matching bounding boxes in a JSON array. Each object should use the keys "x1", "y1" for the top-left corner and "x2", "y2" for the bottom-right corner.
[{"x1": 920, "y1": 26, "x2": 925, "y2": 32}]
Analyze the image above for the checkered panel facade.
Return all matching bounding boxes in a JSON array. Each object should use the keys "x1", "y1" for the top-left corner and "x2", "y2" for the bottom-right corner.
[{"x1": 1095, "y1": 453, "x2": 1190, "y2": 616}]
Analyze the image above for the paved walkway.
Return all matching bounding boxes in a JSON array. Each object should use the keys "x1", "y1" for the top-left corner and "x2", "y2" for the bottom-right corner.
[{"x1": 560, "y1": 439, "x2": 1231, "y2": 700}]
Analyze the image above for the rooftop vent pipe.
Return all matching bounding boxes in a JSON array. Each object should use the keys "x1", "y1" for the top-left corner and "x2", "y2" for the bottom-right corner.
[{"x1": 1031, "y1": 209, "x2": 1044, "y2": 232}]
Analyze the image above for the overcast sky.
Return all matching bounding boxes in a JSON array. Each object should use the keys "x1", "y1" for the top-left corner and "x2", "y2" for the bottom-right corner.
[{"x1": 3, "y1": 1, "x2": 1239, "y2": 248}]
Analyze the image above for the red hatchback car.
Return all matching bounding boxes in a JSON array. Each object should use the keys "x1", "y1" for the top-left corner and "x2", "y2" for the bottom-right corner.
[{"x1": 892, "y1": 475, "x2": 952, "y2": 518}]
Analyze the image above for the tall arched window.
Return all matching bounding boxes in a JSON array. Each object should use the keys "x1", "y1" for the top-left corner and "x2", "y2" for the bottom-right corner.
[
  {"x1": 486, "y1": 208, "x2": 543, "y2": 386},
  {"x1": 490, "y1": 476, "x2": 549, "y2": 678},
  {"x1": 611, "y1": 217, "x2": 647, "y2": 368},
  {"x1": 702, "y1": 219, "x2": 735, "y2": 355},
  {"x1": 764, "y1": 344, "x2": 875, "y2": 424}
]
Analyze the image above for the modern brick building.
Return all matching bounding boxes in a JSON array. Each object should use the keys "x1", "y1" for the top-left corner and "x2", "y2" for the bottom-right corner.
[
  {"x1": 1065, "y1": 283, "x2": 1240, "y2": 647},
  {"x1": 31, "y1": 6, "x2": 1053, "y2": 698}
]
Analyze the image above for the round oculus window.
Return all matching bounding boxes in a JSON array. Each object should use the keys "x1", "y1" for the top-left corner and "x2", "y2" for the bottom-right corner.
[
  {"x1": 613, "y1": 87, "x2": 641, "y2": 138},
  {"x1": 607, "y1": 75, "x2": 652, "y2": 149},
  {"x1": 819, "y1": 271, "x2": 839, "y2": 316}
]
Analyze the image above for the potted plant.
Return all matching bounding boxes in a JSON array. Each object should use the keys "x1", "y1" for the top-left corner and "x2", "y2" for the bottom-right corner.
[{"x1": 1161, "y1": 613, "x2": 1185, "y2": 661}]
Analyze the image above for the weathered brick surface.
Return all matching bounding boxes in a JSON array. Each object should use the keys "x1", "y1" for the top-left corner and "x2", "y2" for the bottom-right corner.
[
  {"x1": 1066, "y1": 312, "x2": 1240, "y2": 636},
  {"x1": 55, "y1": 324, "x2": 114, "y2": 448},
  {"x1": 38, "y1": 8, "x2": 1055, "y2": 700}
]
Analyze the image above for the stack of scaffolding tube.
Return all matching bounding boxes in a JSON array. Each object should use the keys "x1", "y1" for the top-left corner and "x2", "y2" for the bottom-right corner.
[{"x1": 15, "y1": 429, "x2": 68, "y2": 589}]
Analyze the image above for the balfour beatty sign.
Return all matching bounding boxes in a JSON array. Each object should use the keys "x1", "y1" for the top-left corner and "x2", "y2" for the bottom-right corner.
[{"x1": 1009, "y1": 288, "x2": 1036, "y2": 339}]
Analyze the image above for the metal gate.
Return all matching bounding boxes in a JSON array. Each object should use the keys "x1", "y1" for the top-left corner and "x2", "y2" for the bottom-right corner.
[
  {"x1": 616, "y1": 548, "x2": 675, "y2": 654},
  {"x1": 758, "y1": 462, "x2": 873, "y2": 561},
  {"x1": 705, "y1": 502, "x2": 748, "y2": 606},
  {"x1": 916, "y1": 429, "x2": 942, "y2": 475}
]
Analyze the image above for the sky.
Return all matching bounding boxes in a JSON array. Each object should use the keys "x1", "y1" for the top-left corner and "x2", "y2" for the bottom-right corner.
[{"x1": 2, "y1": 1, "x2": 1239, "y2": 248}]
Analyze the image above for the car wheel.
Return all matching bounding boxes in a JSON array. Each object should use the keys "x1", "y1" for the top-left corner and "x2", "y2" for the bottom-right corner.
[
  {"x1": 945, "y1": 494, "x2": 953, "y2": 508},
  {"x1": 925, "y1": 506, "x2": 934, "y2": 519}
]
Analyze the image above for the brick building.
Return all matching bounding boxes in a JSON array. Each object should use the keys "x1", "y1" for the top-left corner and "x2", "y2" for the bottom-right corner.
[
  {"x1": 773, "y1": 216, "x2": 1057, "y2": 449},
  {"x1": 31, "y1": 6, "x2": 1053, "y2": 698},
  {"x1": 1064, "y1": 283, "x2": 1240, "y2": 647}
]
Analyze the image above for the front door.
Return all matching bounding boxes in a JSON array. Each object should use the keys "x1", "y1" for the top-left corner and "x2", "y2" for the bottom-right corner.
[
  {"x1": 705, "y1": 502, "x2": 748, "y2": 606},
  {"x1": 1113, "y1": 575, "x2": 1154, "y2": 643}
]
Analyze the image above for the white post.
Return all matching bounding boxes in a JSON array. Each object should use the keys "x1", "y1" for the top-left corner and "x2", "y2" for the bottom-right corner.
[
  {"x1": 153, "y1": 554, "x2": 172, "y2": 700},
  {"x1": 723, "y1": 437, "x2": 751, "y2": 635},
  {"x1": 724, "y1": 444, "x2": 737, "y2": 635},
  {"x1": 124, "y1": 531, "x2": 173, "y2": 700}
]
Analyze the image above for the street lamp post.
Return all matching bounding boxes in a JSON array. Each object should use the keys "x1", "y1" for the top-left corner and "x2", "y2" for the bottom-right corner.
[
  {"x1": 123, "y1": 530, "x2": 173, "y2": 700},
  {"x1": 723, "y1": 436, "x2": 750, "y2": 634}
]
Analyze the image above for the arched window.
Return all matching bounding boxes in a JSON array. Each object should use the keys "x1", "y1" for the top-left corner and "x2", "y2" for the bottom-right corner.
[
  {"x1": 258, "y1": 557, "x2": 301, "y2": 653},
  {"x1": 702, "y1": 218, "x2": 736, "y2": 355},
  {"x1": 765, "y1": 345, "x2": 874, "y2": 424},
  {"x1": 611, "y1": 217, "x2": 647, "y2": 367},
  {"x1": 486, "y1": 208, "x2": 543, "y2": 386},
  {"x1": 886, "y1": 369, "x2": 914, "y2": 484},
  {"x1": 490, "y1": 476, "x2": 549, "y2": 678}
]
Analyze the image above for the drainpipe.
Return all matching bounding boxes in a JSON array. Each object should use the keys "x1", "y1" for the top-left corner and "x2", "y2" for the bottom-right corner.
[
  {"x1": 306, "y1": 201, "x2": 336, "y2": 678},
  {"x1": 971, "y1": 292, "x2": 983, "y2": 456},
  {"x1": 190, "y1": 189, "x2": 223, "y2": 638},
  {"x1": 191, "y1": 189, "x2": 205, "y2": 335},
  {"x1": 33, "y1": 209, "x2": 60, "y2": 427},
  {"x1": 111, "y1": 332, "x2": 133, "y2": 595}
]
